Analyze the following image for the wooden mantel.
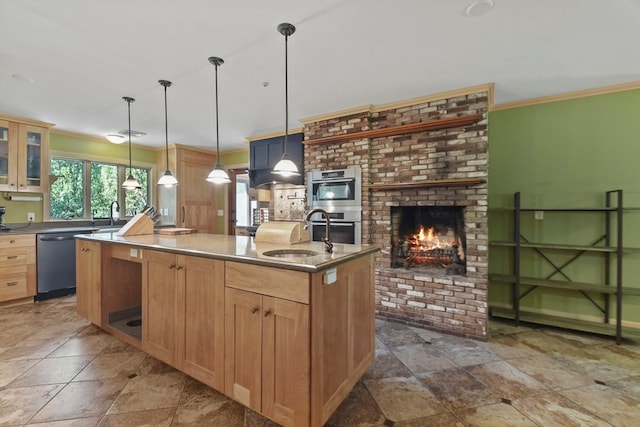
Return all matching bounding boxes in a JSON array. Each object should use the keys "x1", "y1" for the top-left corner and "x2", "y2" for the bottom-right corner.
[
  {"x1": 303, "y1": 114, "x2": 483, "y2": 146},
  {"x1": 368, "y1": 178, "x2": 485, "y2": 191}
]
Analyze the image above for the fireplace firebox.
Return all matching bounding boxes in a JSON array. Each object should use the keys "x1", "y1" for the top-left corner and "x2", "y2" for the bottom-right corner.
[{"x1": 391, "y1": 206, "x2": 466, "y2": 275}]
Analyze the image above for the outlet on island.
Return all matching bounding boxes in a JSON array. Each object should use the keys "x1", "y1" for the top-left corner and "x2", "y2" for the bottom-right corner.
[{"x1": 27, "y1": 212, "x2": 35, "y2": 221}]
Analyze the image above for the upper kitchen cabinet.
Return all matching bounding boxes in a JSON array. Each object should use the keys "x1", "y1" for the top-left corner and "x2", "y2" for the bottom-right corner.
[
  {"x1": 248, "y1": 132, "x2": 304, "y2": 187},
  {"x1": 156, "y1": 145, "x2": 218, "y2": 233},
  {"x1": 0, "y1": 116, "x2": 52, "y2": 192}
]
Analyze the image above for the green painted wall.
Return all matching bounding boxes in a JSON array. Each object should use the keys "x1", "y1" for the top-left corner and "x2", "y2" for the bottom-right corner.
[{"x1": 488, "y1": 88, "x2": 640, "y2": 327}]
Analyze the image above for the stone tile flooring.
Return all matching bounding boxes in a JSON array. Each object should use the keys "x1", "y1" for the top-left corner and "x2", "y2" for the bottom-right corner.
[{"x1": 1, "y1": 296, "x2": 640, "y2": 426}]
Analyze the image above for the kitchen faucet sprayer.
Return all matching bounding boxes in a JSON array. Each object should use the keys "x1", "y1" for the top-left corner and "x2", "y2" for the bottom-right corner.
[
  {"x1": 110, "y1": 201, "x2": 120, "y2": 226},
  {"x1": 305, "y1": 208, "x2": 333, "y2": 253}
]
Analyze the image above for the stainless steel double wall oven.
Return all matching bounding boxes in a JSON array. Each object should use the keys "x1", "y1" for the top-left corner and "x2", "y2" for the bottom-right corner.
[{"x1": 307, "y1": 167, "x2": 362, "y2": 244}]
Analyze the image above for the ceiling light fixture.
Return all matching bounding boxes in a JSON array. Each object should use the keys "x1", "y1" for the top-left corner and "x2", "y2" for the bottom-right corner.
[
  {"x1": 105, "y1": 134, "x2": 126, "y2": 144},
  {"x1": 206, "y1": 56, "x2": 231, "y2": 184},
  {"x1": 272, "y1": 22, "x2": 300, "y2": 177},
  {"x1": 465, "y1": 0, "x2": 494, "y2": 17},
  {"x1": 157, "y1": 80, "x2": 178, "y2": 187},
  {"x1": 121, "y1": 96, "x2": 142, "y2": 191}
]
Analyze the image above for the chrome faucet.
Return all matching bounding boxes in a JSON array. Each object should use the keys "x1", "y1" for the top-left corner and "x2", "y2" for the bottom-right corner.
[
  {"x1": 305, "y1": 208, "x2": 333, "y2": 253},
  {"x1": 110, "y1": 201, "x2": 120, "y2": 226}
]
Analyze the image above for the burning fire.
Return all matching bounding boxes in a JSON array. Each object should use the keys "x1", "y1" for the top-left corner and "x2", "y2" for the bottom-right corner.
[{"x1": 413, "y1": 226, "x2": 454, "y2": 250}]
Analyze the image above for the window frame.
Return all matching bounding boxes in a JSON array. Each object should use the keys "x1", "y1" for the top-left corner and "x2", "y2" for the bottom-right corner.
[{"x1": 45, "y1": 150, "x2": 156, "y2": 222}]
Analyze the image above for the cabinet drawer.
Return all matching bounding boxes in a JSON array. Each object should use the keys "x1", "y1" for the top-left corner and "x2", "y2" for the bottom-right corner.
[
  {"x1": 0, "y1": 266, "x2": 29, "y2": 301},
  {"x1": 0, "y1": 246, "x2": 35, "y2": 266},
  {"x1": 0, "y1": 234, "x2": 34, "y2": 249},
  {"x1": 225, "y1": 262, "x2": 309, "y2": 304},
  {"x1": 107, "y1": 244, "x2": 143, "y2": 263}
]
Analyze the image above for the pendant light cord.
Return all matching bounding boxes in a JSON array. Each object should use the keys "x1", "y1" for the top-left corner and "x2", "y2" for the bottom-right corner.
[
  {"x1": 164, "y1": 84, "x2": 170, "y2": 170},
  {"x1": 215, "y1": 62, "x2": 221, "y2": 166},
  {"x1": 127, "y1": 98, "x2": 133, "y2": 175},
  {"x1": 283, "y1": 30, "x2": 289, "y2": 155}
]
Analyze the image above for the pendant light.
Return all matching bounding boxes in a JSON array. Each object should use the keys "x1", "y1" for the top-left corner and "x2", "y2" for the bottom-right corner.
[
  {"x1": 206, "y1": 56, "x2": 231, "y2": 184},
  {"x1": 121, "y1": 96, "x2": 142, "y2": 190},
  {"x1": 272, "y1": 22, "x2": 300, "y2": 177},
  {"x1": 157, "y1": 80, "x2": 178, "y2": 187}
]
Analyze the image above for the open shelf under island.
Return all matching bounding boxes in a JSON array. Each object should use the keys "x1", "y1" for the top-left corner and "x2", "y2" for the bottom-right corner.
[{"x1": 75, "y1": 232, "x2": 380, "y2": 427}]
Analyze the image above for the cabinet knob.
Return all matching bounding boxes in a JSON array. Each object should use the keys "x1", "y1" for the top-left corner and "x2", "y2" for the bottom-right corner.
[
  {"x1": 169, "y1": 264, "x2": 176, "y2": 269},
  {"x1": 263, "y1": 310, "x2": 272, "y2": 317},
  {"x1": 176, "y1": 266, "x2": 183, "y2": 271},
  {"x1": 250, "y1": 307, "x2": 259, "y2": 314}
]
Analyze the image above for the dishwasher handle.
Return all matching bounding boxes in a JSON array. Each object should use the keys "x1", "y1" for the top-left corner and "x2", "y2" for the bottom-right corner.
[{"x1": 38, "y1": 235, "x2": 77, "y2": 242}]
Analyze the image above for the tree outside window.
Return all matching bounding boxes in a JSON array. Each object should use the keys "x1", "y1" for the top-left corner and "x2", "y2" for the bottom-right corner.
[{"x1": 50, "y1": 157, "x2": 150, "y2": 220}]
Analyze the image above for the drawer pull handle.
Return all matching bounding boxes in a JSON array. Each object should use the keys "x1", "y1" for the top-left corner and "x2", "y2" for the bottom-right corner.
[
  {"x1": 6, "y1": 281, "x2": 18, "y2": 287},
  {"x1": 263, "y1": 310, "x2": 272, "y2": 318},
  {"x1": 250, "y1": 307, "x2": 259, "y2": 314},
  {"x1": 7, "y1": 255, "x2": 18, "y2": 259}
]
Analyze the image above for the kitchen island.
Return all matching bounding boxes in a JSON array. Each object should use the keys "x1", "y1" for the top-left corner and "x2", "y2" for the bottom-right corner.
[{"x1": 75, "y1": 232, "x2": 379, "y2": 427}]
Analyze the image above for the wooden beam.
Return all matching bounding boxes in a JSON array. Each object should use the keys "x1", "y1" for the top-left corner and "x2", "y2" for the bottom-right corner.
[
  {"x1": 303, "y1": 114, "x2": 483, "y2": 146},
  {"x1": 368, "y1": 178, "x2": 485, "y2": 191}
]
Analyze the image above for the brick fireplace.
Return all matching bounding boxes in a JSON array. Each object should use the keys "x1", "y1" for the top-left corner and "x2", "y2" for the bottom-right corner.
[{"x1": 302, "y1": 85, "x2": 490, "y2": 339}]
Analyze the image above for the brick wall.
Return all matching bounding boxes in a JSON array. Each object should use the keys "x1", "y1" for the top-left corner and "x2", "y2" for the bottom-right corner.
[{"x1": 302, "y1": 88, "x2": 489, "y2": 339}]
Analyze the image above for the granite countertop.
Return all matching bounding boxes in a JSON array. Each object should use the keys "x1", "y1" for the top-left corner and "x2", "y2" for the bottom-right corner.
[
  {"x1": 0, "y1": 221, "x2": 120, "y2": 235},
  {"x1": 76, "y1": 232, "x2": 380, "y2": 273}
]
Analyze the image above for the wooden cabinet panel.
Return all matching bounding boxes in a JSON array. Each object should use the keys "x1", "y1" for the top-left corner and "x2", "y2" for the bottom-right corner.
[
  {"x1": 0, "y1": 234, "x2": 35, "y2": 302},
  {"x1": 177, "y1": 147, "x2": 217, "y2": 233},
  {"x1": 142, "y1": 250, "x2": 178, "y2": 365},
  {"x1": 76, "y1": 240, "x2": 102, "y2": 325},
  {"x1": 262, "y1": 296, "x2": 310, "y2": 426},
  {"x1": 177, "y1": 255, "x2": 225, "y2": 391},
  {"x1": 226, "y1": 261, "x2": 309, "y2": 304},
  {"x1": 224, "y1": 287, "x2": 263, "y2": 411}
]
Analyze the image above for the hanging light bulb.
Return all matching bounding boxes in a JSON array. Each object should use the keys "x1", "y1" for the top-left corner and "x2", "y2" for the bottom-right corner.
[
  {"x1": 272, "y1": 23, "x2": 300, "y2": 177},
  {"x1": 206, "y1": 56, "x2": 231, "y2": 184},
  {"x1": 157, "y1": 80, "x2": 178, "y2": 187},
  {"x1": 121, "y1": 96, "x2": 142, "y2": 190}
]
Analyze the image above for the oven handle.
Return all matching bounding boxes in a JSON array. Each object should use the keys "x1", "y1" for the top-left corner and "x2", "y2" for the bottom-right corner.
[{"x1": 313, "y1": 178, "x2": 355, "y2": 184}]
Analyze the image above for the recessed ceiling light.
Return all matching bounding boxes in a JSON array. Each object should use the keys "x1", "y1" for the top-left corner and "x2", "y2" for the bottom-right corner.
[
  {"x1": 12, "y1": 74, "x2": 34, "y2": 83},
  {"x1": 465, "y1": 0, "x2": 494, "y2": 17}
]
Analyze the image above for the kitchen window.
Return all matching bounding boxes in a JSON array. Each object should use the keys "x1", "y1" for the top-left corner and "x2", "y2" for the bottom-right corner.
[{"x1": 49, "y1": 156, "x2": 150, "y2": 220}]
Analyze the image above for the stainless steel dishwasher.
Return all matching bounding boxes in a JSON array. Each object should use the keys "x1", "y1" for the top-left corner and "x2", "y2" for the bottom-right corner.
[{"x1": 36, "y1": 229, "x2": 93, "y2": 301}]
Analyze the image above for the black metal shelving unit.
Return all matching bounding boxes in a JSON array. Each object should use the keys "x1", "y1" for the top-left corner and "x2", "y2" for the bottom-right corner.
[{"x1": 490, "y1": 190, "x2": 640, "y2": 344}]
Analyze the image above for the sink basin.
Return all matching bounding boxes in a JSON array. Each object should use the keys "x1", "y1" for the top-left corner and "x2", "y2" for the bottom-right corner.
[{"x1": 263, "y1": 249, "x2": 320, "y2": 258}]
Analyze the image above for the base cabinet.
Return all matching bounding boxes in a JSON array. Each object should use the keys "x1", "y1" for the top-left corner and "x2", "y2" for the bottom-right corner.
[
  {"x1": 224, "y1": 288, "x2": 310, "y2": 426},
  {"x1": 75, "y1": 240, "x2": 101, "y2": 324},
  {"x1": 0, "y1": 234, "x2": 36, "y2": 303},
  {"x1": 142, "y1": 249, "x2": 225, "y2": 390}
]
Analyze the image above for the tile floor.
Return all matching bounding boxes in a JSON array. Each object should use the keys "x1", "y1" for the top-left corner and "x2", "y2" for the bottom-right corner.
[{"x1": 1, "y1": 296, "x2": 640, "y2": 426}]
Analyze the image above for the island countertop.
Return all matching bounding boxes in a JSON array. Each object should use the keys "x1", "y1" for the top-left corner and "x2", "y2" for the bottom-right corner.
[{"x1": 76, "y1": 232, "x2": 379, "y2": 272}]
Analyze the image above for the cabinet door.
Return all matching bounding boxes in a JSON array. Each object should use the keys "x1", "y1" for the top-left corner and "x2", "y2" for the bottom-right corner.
[
  {"x1": 0, "y1": 120, "x2": 18, "y2": 191},
  {"x1": 177, "y1": 255, "x2": 225, "y2": 391},
  {"x1": 76, "y1": 240, "x2": 101, "y2": 325},
  {"x1": 142, "y1": 250, "x2": 177, "y2": 365},
  {"x1": 262, "y1": 296, "x2": 310, "y2": 427},
  {"x1": 18, "y1": 124, "x2": 47, "y2": 192},
  {"x1": 224, "y1": 287, "x2": 263, "y2": 412}
]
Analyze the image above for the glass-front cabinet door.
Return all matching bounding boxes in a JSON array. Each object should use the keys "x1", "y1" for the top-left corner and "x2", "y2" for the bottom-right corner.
[{"x1": 0, "y1": 119, "x2": 49, "y2": 192}]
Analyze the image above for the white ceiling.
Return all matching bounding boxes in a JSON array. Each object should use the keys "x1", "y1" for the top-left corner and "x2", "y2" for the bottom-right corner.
[{"x1": 1, "y1": 0, "x2": 639, "y2": 151}]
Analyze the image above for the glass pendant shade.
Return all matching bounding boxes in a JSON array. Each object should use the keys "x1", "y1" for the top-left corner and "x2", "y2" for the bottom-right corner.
[
  {"x1": 157, "y1": 80, "x2": 178, "y2": 186},
  {"x1": 207, "y1": 56, "x2": 231, "y2": 184},
  {"x1": 122, "y1": 174, "x2": 142, "y2": 190},
  {"x1": 272, "y1": 153, "x2": 299, "y2": 177},
  {"x1": 272, "y1": 23, "x2": 299, "y2": 177},
  {"x1": 121, "y1": 96, "x2": 141, "y2": 191},
  {"x1": 158, "y1": 170, "x2": 178, "y2": 187},
  {"x1": 206, "y1": 164, "x2": 232, "y2": 184}
]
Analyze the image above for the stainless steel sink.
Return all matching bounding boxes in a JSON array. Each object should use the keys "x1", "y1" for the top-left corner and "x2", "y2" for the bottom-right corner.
[{"x1": 262, "y1": 249, "x2": 320, "y2": 258}]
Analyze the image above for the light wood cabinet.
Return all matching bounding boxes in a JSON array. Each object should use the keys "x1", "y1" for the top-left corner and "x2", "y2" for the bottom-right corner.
[
  {"x1": 0, "y1": 117, "x2": 51, "y2": 192},
  {"x1": 142, "y1": 249, "x2": 225, "y2": 390},
  {"x1": 0, "y1": 234, "x2": 36, "y2": 302},
  {"x1": 157, "y1": 145, "x2": 218, "y2": 233},
  {"x1": 75, "y1": 240, "x2": 101, "y2": 324}
]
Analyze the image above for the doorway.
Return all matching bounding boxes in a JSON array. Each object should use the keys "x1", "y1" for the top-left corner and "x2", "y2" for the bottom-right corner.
[{"x1": 227, "y1": 168, "x2": 256, "y2": 236}]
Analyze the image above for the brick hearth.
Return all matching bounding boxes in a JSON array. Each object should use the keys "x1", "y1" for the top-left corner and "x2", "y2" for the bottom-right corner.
[{"x1": 302, "y1": 85, "x2": 490, "y2": 339}]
